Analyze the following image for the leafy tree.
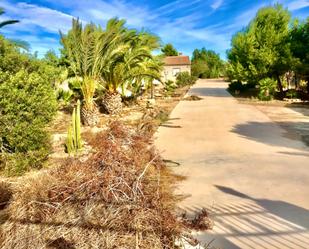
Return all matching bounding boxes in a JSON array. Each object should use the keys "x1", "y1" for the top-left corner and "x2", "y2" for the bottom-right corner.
[
  {"x1": 191, "y1": 48, "x2": 224, "y2": 78},
  {"x1": 0, "y1": 7, "x2": 19, "y2": 28},
  {"x1": 227, "y1": 4, "x2": 293, "y2": 96},
  {"x1": 191, "y1": 59, "x2": 209, "y2": 78},
  {"x1": 290, "y1": 18, "x2": 309, "y2": 92},
  {"x1": 44, "y1": 49, "x2": 60, "y2": 66},
  {"x1": 161, "y1": 43, "x2": 178, "y2": 56}
]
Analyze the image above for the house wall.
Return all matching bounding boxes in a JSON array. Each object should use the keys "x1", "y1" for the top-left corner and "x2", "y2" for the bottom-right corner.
[{"x1": 162, "y1": 65, "x2": 191, "y2": 82}]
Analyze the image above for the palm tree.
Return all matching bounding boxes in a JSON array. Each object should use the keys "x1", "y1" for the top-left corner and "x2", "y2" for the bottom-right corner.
[
  {"x1": 61, "y1": 18, "x2": 163, "y2": 118},
  {"x1": 60, "y1": 19, "x2": 100, "y2": 126},
  {"x1": 0, "y1": 8, "x2": 19, "y2": 28},
  {"x1": 96, "y1": 19, "x2": 162, "y2": 114}
]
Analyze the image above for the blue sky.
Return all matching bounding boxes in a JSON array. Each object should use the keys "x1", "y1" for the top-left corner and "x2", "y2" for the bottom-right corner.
[{"x1": 0, "y1": 0, "x2": 308, "y2": 59}]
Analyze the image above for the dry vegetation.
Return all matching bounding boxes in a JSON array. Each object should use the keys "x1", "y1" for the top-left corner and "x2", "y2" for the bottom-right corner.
[
  {"x1": 0, "y1": 121, "x2": 210, "y2": 249},
  {"x1": 0, "y1": 85, "x2": 212, "y2": 248}
]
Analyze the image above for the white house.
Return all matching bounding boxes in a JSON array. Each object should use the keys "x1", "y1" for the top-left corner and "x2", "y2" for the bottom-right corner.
[{"x1": 162, "y1": 55, "x2": 191, "y2": 82}]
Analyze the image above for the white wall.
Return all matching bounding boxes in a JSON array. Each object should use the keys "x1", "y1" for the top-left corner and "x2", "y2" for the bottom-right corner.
[{"x1": 162, "y1": 65, "x2": 191, "y2": 82}]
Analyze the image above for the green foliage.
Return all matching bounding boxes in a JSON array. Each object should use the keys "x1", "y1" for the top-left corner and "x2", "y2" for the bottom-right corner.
[
  {"x1": 57, "y1": 88, "x2": 74, "y2": 105},
  {"x1": 286, "y1": 89, "x2": 299, "y2": 99},
  {"x1": 0, "y1": 34, "x2": 60, "y2": 175},
  {"x1": 61, "y1": 18, "x2": 162, "y2": 102},
  {"x1": 290, "y1": 18, "x2": 309, "y2": 91},
  {"x1": 0, "y1": 7, "x2": 19, "y2": 28},
  {"x1": 258, "y1": 78, "x2": 277, "y2": 100},
  {"x1": 191, "y1": 48, "x2": 224, "y2": 78},
  {"x1": 175, "y1": 72, "x2": 197, "y2": 87},
  {"x1": 0, "y1": 149, "x2": 49, "y2": 176},
  {"x1": 43, "y1": 49, "x2": 60, "y2": 67},
  {"x1": 0, "y1": 35, "x2": 32, "y2": 73},
  {"x1": 161, "y1": 43, "x2": 178, "y2": 56},
  {"x1": 66, "y1": 100, "x2": 82, "y2": 154},
  {"x1": 227, "y1": 4, "x2": 292, "y2": 94},
  {"x1": 0, "y1": 69, "x2": 57, "y2": 175},
  {"x1": 191, "y1": 60, "x2": 209, "y2": 78},
  {"x1": 164, "y1": 80, "x2": 176, "y2": 94},
  {"x1": 228, "y1": 81, "x2": 245, "y2": 93}
]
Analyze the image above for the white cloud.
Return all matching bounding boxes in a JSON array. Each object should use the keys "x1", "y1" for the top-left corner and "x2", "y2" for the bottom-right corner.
[
  {"x1": 1, "y1": 1, "x2": 73, "y2": 33},
  {"x1": 211, "y1": 0, "x2": 223, "y2": 10},
  {"x1": 287, "y1": 0, "x2": 309, "y2": 11},
  {"x1": 5, "y1": 0, "x2": 306, "y2": 59}
]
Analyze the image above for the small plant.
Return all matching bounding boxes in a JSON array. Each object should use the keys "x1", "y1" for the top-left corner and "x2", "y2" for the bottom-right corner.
[
  {"x1": 258, "y1": 78, "x2": 277, "y2": 101},
  {"x1": 164, "y1": 80, "x2": 176, "y2": 94},
  {"x1": 176, "y1": 72, "x2": 197, "y2": 87},
  {"x1": 56, "y1": 88, "x2": 74, "y2": 105},
  {"x1": 66, "y1": 100, "x2": 82, "y2": 154},
  {"x1": 286, "y1": 89, "x2": 299, "y2": 99}
]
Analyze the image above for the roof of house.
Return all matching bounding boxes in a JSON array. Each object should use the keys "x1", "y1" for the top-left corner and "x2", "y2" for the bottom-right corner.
[{"x1": 163, "y1": 55, "x2": 191, "y2": 66}]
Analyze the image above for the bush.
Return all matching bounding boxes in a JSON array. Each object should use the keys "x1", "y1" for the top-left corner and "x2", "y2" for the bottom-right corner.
[
  {"x1": 176, "y1": 72, "x2": 197, "y2": 87},
  {"x1": 164, "y1": 80, "x2": 176, "y2": 94},
  {"x1": 0, "y1": 70, "x2": 57, "y2": 175},
  {"x1": 286, "y1": 89, "x2": 299, "y2": 99},
  {"x1": 258, "y1": 78, "x2": 277, "y2": 101},
  {"x1": 228, "y1": 80, "x2": 245, "y2": 93}
]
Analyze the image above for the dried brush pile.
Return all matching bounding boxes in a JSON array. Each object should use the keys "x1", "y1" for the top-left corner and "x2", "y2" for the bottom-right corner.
[
  {"x1": 0, "y1": 122, "x2": 198, "y2": 249},
  {"x1": 183, "y1": 95, "x2": 202, "y2": 101}
]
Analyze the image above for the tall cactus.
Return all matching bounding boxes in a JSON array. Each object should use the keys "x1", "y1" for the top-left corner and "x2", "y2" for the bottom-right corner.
[{"x1": 66, "y1": 100, "x2": 82, "y2": 154}]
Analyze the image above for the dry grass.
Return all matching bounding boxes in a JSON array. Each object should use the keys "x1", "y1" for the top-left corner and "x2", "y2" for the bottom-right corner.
[
  {"x1": 0, "y1": 122, "x2": 205, "y2": 249},
  {"x1": 0, "y1": 181, "x2": 12, "y2": 210}
]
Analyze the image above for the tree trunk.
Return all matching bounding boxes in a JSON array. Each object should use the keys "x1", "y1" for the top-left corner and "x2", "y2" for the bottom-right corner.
[
  {"x1": 102, "y1": 92, "x2": 122, "y2": 114},
  {"x1": 81, "y1": 104, "x2": 100, "y2": 127},
  {"x1": 150, "y1": 82, "x2": 154, "y2": 99},
  {"x1": 294, "y1": 75, "x2": 298, "y2": 90},
  {"x1": 276, "y1": 74, "x2": 284, "y2": 98}
]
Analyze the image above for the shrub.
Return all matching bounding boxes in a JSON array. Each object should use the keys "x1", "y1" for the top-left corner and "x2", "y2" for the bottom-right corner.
[
  {"x1": 164, "y1": 80, "x2": 176, "y2": 94},
  {"x1": 286, "y1": 89, "x2": 299, "y2": 99},
  {"x1": 56, "y1": 88, "x2": 74, "y2": 105},
  {"x1": 228, "y1": 80, "x2": 245, "y2": 93},
  {"x1": 258, "y1": 78, "x2": 277, "y2": 101},
  {"x1": 0, "y1": 69, "x2": 57, "y2": 175},
  {"x1": 176, "y1": 72, "x2": 197, "y2": 87}
]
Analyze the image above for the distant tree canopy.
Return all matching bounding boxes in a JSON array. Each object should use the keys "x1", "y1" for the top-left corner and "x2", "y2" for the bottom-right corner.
[
  {"x1": 227, "y1": 4, "x2": 309, "y2": 96},
  {"x1": 290, "y1": 17, "x2": 309, "y2": 90},
  {"x1": 161, "y1": 43, "x2": 178, "y2": 56},
  {"x1": 191, "y1": 48, "x2": 225, "y2": 78}
]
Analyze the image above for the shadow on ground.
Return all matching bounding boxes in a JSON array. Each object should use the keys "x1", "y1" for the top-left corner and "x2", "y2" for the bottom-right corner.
[
  {"x1": 183, "y1": 186, "x2": 309, "y2": 249},
  {"x1": 160, "y1": 117, "x2": 182, "y2": 129},
  {"x1": 231, "y1": 121, "x2": 309, "y2": 149},
  {"x1": 189, "y1": 87, "x2": 231, "y2": 98}
]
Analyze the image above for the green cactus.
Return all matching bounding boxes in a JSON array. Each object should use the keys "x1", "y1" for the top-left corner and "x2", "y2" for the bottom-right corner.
[{"x1": 66, "y1": 100, "x2": 82, "y2": 154}]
